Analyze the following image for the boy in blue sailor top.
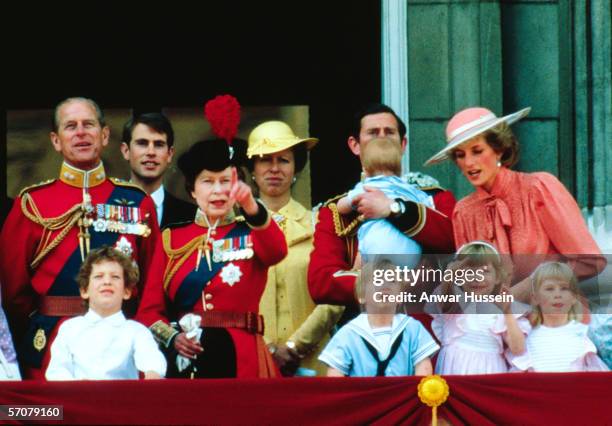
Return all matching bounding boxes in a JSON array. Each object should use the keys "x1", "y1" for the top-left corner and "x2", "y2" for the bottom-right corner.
[
  {"x1": 46, "y1": 247, "x2": 166, "y2": 380},
  {"x1": 319, "y1": 258, "x2": 438, "y2": 376}
]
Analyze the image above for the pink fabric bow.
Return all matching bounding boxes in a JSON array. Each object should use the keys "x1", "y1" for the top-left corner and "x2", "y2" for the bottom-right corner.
[{"x1": 482, "y1": 196, "x2": 513, "y2": 253}]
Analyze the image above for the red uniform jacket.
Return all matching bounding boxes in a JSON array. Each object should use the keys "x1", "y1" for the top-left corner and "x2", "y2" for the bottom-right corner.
[
  {"x1": 0, "y1": 165, "x2": 159, "y2": 378},
  {"x1": 136, "y1": 213, "x2": 287, "y2": 378}
]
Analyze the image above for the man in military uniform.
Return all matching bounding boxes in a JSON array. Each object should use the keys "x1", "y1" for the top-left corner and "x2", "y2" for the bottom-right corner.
[
  {"x1": 0, "y1": 97, "x2": 160, "y2": 379},
  {"x1": 120, "y1": 112, "x2": 197, "y2": 228},
  {"x1": 308, "y1": 103, "x2": 456, "y2": 306}
]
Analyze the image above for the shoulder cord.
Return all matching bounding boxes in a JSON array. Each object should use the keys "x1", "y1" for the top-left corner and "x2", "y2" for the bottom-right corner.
[
  {"x1": 327, "y1": 203, "x2": 359, "y2": 263},
  {"x1": 161, "y1": 229, "x2": 205, "y2": 290},
  {"x1": 21, "y1": 193, "x2": 83, "y2": 269},
  {"x1": 328, "y1": 203, "x2": 362, "y2": 238}
]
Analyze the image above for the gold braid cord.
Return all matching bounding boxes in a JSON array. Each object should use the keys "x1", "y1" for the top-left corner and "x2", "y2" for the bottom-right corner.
[
  {"x1": 162, "y1": 229, "x2": 205, "y2": 290},
  {"x1": 21, "y1": 194, "x2": 83, "y2": 269},
  {"x1": 328, "y1": 203, "x2": 362, "y2": 238}
]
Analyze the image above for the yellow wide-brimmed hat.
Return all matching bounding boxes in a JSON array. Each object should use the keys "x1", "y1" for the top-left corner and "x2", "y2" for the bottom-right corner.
[{"x1": 247, "y1": 121, "x2": 318, "y2": 158}]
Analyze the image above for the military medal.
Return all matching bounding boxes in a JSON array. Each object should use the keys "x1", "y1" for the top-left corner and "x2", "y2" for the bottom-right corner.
[
  {"x1": 212, "y1": 235, "x2": 254, "y2": 263},
  {"x1": 33, "y1": 328, "x2": 46, "y2": 352},
  {"x1": 220, "y1": 262, "x2": 242, "y2": 286},
  {"x1": 91, "y1": 202, "x2": 151, "y2": 237},
  {"x1": 114, "y1": 236, "x2": 133, "y2": 256}
]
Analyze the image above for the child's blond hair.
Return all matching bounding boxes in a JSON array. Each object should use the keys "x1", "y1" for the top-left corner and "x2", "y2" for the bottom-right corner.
[
  {"x1": 455, "y1": 241, "x2": 507, "y2": 293},
  {"x1": 361, "y1": 138, "x2": 402, "y2": 177},
  {"x1": 530, "y1": 261, "x2": 581, "y2": 326},
  {"x1": 355, "y1": 257, "x2": 407, "y2": 312}
]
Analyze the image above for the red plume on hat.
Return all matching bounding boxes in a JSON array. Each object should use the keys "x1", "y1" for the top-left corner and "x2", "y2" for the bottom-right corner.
[{"x1": 204, "y1": 94, "x2": 241, "y2": 145}]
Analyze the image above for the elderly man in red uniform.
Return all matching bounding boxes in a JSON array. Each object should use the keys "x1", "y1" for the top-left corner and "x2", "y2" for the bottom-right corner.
[
  {"x1": 308, "y1": 104, "x2": 456, "y2": 307},
  {"x1": 0, "y1": 97, "x2": 159, "y2": 379}
]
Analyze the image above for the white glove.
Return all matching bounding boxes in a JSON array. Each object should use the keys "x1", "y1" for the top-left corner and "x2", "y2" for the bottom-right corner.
[{"x1": 176, "y1": 314, "x2": 203, "y2": 373}]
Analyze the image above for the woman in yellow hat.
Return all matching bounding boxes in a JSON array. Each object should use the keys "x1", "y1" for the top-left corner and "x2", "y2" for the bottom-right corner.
[{"x1": 247, "y1": 121, "x2": 344, "y2": 376}]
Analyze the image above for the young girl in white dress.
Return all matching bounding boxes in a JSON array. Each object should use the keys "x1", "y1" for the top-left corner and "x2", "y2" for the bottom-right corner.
[
  {"x1": 431, "y1": 241, "x2": 530, "y2": 374},
  {"x1": 510, "y1": 261, "x2": 608, "y2": 372}
]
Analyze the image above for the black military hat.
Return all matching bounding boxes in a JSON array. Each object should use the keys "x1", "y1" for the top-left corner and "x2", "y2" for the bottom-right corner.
[
  {"x1": 177, "y1": 137, "x2": 248, "y2": 191},
  {"x1": 177, "y1": 138, "x2": 229, "y2": 185}
]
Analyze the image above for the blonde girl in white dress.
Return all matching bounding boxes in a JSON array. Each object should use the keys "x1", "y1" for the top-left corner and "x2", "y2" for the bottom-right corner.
[{"x1": 510, "y1": 261, "x2": 608, "y2": 372}]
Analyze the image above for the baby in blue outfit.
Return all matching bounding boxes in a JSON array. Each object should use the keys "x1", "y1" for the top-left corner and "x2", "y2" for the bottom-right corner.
[{"x1": 337, "y1": 138, "x2": 433, "y2": 265}]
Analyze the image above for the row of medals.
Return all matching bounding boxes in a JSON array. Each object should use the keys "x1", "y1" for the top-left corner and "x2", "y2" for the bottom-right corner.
[
  {"x1": 83, "y1": 203, "x2": 151, "y2": 237},
  {"x1": 212, "y1": 239, "x2": 254, "y2": 263}
]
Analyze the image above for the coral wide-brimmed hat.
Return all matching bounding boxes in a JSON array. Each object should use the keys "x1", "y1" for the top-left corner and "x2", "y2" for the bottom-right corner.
[
  {"x1": 247, "y1": 121, "x2": 318, "y2": 158},
  {"x1": 424, "y1": 106, "x2": 531, "y2": 166}
]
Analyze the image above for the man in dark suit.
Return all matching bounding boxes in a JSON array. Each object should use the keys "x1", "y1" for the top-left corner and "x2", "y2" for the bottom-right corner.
[{"x1": 120, "y1": 112, "x2": 197, "y2": 228}]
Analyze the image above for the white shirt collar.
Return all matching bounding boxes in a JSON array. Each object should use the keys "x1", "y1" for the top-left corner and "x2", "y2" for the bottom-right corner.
[
  {"x1": 150, "y1": 184, "x2": 165, "y2": 208},
  {"x1": 84, "y1": 309, "x2": 126, "y2": 326},
  {"x1": 150, "y1": 185, "x2": 165, "y2": 225}
]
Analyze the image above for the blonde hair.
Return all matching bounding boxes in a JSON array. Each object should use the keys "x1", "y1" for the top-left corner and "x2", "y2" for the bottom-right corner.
[
  {"x1": 361, "y1": 137, "x2": 402, "y2": 176},
  {"x1": 455, "y1": 241, "x2": 507, "y2": 293},
  {"x1": 530, "y1": 261, "x2": 581, "y2": 326},
  {"x1": 355, "y1": 257, "x2": 405, "y2": 313}
]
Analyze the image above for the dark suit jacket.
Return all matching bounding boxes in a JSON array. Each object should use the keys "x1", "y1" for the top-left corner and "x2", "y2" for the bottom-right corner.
[
  {"x1": 1, "y1": 197, "x2": 13, "y2": 232},
  {"x1": 161, "y1": 190, "x2": 198, "y2": 229}
]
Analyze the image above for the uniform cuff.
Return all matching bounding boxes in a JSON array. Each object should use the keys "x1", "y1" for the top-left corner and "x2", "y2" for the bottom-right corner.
[
  {"x1": 241, "y1": 200, "x2": 270, "y2": 229},
  {"x1": 388, "y1": 200, "x2": 426, "y2": 237},
  {"x1": 150, "y1": 320, "x2": 178, "y2": 349}
]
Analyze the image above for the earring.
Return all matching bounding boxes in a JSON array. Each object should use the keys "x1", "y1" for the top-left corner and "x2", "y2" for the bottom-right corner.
[
  {"x1": 292, "y1": 177, "x2": 297, "y2": 184},
  {"x1": 496, "y1": 160, "x2": 502, "y2": 167},
  {"x1": 251, "y1": 175, "x2": 256, "y2": 181}
]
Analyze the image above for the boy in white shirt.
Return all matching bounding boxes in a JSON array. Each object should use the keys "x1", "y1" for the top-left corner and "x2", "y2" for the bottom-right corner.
[{"x1": 46, "y1": 247, "x2": 166, "y2": 380}]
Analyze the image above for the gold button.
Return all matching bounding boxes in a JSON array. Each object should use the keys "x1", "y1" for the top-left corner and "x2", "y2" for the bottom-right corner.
[
  {"x1": 206, "y1": 303, "x2": 214, "y2": 310},
  {"x1": 204, "y1": 293, "x2": 213, "y2": 300}
]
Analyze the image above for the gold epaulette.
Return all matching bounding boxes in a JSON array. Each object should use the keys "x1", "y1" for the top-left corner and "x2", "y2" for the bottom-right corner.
[
  {"x1": 404, "y1": 172, "x2": 445, "y2": 191},
  {"x1": 109, "y1": 177, "x2": 146, "y2": 193},
  {"x1": 322, "y1": 192, "x2": 347, "y2": 207},
  {"x1": 18, "y1": 179, "x2": 56, "y2": 198}
]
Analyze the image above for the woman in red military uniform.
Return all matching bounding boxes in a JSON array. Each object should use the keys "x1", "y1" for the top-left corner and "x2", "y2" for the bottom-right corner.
[{"x1": 137, "y1": 97, "x2": 287, "y2": 378}]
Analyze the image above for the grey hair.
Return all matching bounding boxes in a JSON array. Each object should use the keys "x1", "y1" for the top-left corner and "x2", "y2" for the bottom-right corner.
[{"x1": 52, "y1": 97, "x2": 106, "y2": 131}]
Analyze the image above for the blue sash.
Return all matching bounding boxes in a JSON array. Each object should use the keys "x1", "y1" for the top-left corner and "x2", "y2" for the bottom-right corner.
[
  {"x1": 50, "y1": 184, "x2": 146, "y2": 296},
  {"x1": 173, "y1": 222, "x2": 251, "y2": 312}
]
